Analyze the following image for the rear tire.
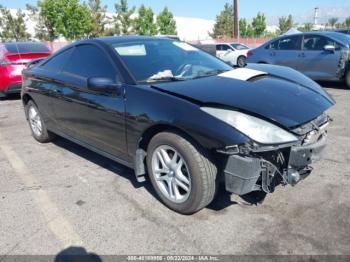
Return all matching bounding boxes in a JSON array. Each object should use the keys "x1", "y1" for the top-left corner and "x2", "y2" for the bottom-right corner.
[
  {"x1": 146, "y1": 131, "x2": 217, "y2": 214},
  {"x1": 345, "y1": 70, "x2": 350, "y2": 89},
  {"x1": 25, "y1": 100, "x2": 55, "y2": 143},
  {"x1": 237, "y1": 56, "x2": 246, "y2": 68}
]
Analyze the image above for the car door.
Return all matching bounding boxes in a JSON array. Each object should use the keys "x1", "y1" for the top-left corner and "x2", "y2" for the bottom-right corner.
[
  {"x1": 267, "y1": 35, "x2": 302, "y2": 70},
  {"x1": 216, "y1": 44, "x2": 231, "y2": 59},
  {"x1": 52, "y1": 43, "x2": 128, "y2": 160},
  {"x1": 298, "y1": 34, "x2": 343, "y2": 80},
  {"x1": 31, "y1": 47, "x2": 75, "y2": 129}
]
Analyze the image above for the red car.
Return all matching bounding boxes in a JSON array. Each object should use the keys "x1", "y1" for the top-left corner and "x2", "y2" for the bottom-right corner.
[{"x1": 0, "y1": 42, "x2": 51, "y2": 98}]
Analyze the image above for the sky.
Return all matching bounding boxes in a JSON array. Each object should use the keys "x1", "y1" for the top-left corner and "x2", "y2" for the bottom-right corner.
[{"x1": 1, "y1": 0, "x2": 350, "y2": 21}]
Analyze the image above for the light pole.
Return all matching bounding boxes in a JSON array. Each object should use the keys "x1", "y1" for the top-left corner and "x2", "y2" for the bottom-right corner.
[{"x1": 233, "y1": 0, "x2": 238, "y2": 39}]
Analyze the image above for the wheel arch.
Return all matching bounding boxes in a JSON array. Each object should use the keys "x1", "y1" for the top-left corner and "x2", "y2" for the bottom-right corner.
[
  {"x1": 22, "y1": 93, "x2": 36, "y2": 119},
  {"x1": 22, "y1": 93, "x2": 33, "y2": 106},
  {"x1": 134, "y1": 123, "x2": 213, "y2": 182}
]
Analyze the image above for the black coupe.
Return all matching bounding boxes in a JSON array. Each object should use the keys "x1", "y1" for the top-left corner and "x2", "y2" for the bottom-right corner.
[{"x1": 21, "y1": 36, "x2": 334, "y2": 214}]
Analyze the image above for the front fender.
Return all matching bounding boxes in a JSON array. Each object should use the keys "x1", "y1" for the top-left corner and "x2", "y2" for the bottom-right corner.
[{"x1": 125, "y1": 84, "x2": 250, "y2": 162}]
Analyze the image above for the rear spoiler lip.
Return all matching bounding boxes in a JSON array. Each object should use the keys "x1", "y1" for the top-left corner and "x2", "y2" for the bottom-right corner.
[{"x1": 26, "y1": 58, "x2": 47, "y2": 69}]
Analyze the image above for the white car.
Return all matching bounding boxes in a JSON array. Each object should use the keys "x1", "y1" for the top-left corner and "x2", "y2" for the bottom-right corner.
[{"x1": 215, "y1": 43, "x2": 250, "y2": 67}]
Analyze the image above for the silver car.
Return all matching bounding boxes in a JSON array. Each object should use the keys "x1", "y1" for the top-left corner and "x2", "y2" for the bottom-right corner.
[{"x1": 247, "y1": 32, "x2": 350, "y2": 88}]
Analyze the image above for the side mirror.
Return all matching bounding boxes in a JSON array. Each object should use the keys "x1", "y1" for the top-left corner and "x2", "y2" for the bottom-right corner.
[
  {"x1": 87, "y1": 77, "x2": 121, "y2": 95},
  {"x1": 324, "y1": 45, "x2": 335, "y2": 53}
]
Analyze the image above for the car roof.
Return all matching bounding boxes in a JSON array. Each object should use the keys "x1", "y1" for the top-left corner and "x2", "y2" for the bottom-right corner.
[
  {"x1": 267, "y1": 31, "x2": 350, "y2": 45},
  {"x1": 274, "y1": 31, "x2": 347, "y2": 38}
]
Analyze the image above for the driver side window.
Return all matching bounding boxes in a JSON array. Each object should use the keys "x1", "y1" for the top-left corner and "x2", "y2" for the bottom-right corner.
[{"x1": 303, "y1": 35, "x2": 337, "y2": 51}]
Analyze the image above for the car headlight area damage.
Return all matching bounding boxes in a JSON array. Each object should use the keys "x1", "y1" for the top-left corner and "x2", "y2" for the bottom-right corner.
[{"x1": 202, "y1": 108, "x2": 331, "y2": 195}]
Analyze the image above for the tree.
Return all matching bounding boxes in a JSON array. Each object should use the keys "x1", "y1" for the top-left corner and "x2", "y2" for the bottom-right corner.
[
  {"x1": 26, "y1": 4, "x2": 50, "y2": 40},
  {"x1": 88, "y1": 0, "x2": 107, "y2": 37},
  {"x1": 252, "y1": 12, "x2": 266, "y2": 37},
  {"x1": 345, "y1": 17, "x2": 350, "y2": 28},
  {"x1": 37, "y1": 0, "x2": 59, "y2": 40},
  {"x1": 134, "y1": 5, "x2": 157, "y2": 36},
  {"x1": 298, "y1": 23, "x2": 313, "y2": 32},
  {"x1": 211, "y1": 3, "x2": 233, "y2": 38},
  {"x1": 328, "y1": 17, "x2": 338, "y2": 28},
  {"x1": 246, "y1": 24, "x2": 255, "y2": 37},
  {"x1": 114, "y1": 0, "x2": 135, "y2": 35},
  {"x1": 0, "y1": 6, "x2": 30, "y2": 41},
  {"x1": 39, "y1": 0, "x2": 91, "y2": 41},
  {"x1": 239, "y1": 18, "x2": 248, "y2": 37},
  {"x1": 61, "y1": 0, "x2": 91, "y2": 40},
  {"x1": 156, "y1": 7, "x2": 177, "y2": 35},
  {"x1": 278, "y1": 15, "x2": 293, "y2": 34}
]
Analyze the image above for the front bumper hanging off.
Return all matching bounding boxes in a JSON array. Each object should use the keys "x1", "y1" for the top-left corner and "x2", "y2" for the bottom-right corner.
[{"x1": 223, "y1": 134, "x2": 328, "y2": 196}]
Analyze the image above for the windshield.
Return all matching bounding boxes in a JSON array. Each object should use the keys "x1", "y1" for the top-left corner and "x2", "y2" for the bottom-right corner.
[
  {"x1": 230, "y1": 43, "x2": 249, "y2": 50},
  {"x1": 111, "y1": 39, "x2": 232, "y2": 83}
]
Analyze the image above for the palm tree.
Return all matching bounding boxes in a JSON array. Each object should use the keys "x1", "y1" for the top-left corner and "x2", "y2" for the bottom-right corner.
[{"x1": 328, "y1": 17, "x2": 338, "y2": 28}]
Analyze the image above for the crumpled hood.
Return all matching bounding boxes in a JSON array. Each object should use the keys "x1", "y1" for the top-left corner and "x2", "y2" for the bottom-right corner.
[{"x1": 153, "y1": 65, "x2": 335, "y2": 128}]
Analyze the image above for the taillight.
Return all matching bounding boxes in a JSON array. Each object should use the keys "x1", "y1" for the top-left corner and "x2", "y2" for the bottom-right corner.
[
  {"x1": 0, "y1": 59, "x2": 14, "y2": 66},
  {"x1": 247, "y1": 50, "x2": 253, "y2": 57}
]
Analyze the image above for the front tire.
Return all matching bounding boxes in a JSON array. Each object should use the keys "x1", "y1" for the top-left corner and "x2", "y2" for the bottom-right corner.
[
  {"x1": 146, "y1": 131, "x2": 217, "y2": 214},
  {"x1": 25, "y1": 100, "x2": 54, "y2": 143}
]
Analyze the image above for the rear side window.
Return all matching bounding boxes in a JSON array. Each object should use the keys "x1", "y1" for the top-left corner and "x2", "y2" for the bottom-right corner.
[
  {"x1": 266, "y1": 36, "x2": 302, "y2": 50},
  {"x1": 62, "y1": 44, "x2": 117, "y2": 80},
  {"x1": 221, "y1": 44, "x2": 231, "y2": 51},
  {"x1": 5, "y1": 42, "x2": 50, "y2": 54},
  {"x1": 41, "y1": 48, "x2": 74, "y2": 71}
]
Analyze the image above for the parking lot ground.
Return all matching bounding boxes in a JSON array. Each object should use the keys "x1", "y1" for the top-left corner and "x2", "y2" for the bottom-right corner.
[{"x1": 0, "y1": 83, "x2": 350, "y2": 256}]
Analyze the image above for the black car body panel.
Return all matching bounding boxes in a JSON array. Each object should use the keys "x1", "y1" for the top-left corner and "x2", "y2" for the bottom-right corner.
[
  {"x1": 21, "y1": 36, "x2": 335, "y2": 198},
  {"x1": 153, "y1": 66, "x2": 334, "y2": 128}
]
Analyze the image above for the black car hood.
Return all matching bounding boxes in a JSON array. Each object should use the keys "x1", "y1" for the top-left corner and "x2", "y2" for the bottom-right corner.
[{"x1": 152, "y1": 64, "x2": 335, "y2": 128}]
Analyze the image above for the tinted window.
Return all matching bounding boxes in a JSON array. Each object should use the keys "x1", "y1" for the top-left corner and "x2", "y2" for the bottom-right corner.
[
  {"x1": 303, "y1": 35, "x2": 340, "y2": 50},
  {"x1": 216, "y1": 45, "x2": 222, "y2": 51},
  {"x1": 41, "y1": 48, "x2": 73, "y2": 71},
  {"x1": 63, "y1": 45, "x2": 117, "y2": 80},
  {"x1": 221, "y1": 44, "x2": 231, "y2": 51},
  {"x1": 266, "y1": 36, "x2": 301, "y2": 50},
  {"x1": 5, "y1": 42, "x2": 50, "y2": 54}
]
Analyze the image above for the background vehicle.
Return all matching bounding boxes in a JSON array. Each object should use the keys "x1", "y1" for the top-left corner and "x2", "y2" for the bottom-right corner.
[
  {"x1": 216, "y1": 42, "x2": 250, "y2": 67},
  {"x1": 22, "y1": 36, "x2": 334, "y2": 214},
  {"x1": 247, "y1": 32, "x2": 350, "y2": 88},
  {"x1": 0, "y1": 42, "x2": 51, "y2": 98},
  {"x1": 335, "y1": 28, "x2": 350, "y2": 36}
]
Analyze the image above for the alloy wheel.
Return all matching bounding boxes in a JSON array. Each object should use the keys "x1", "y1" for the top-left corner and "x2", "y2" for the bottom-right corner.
[
  {"x1": 28, "y1": 106, "x2": 42, "y2": 137},
  {"x1": 151, "y1": 145, "x2": 192, "y2": 203}
]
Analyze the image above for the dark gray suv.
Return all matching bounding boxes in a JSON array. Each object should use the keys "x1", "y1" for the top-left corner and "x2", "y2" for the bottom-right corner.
[{"x1": 247, "y1": 32, "x2": 350, "y2": 88}]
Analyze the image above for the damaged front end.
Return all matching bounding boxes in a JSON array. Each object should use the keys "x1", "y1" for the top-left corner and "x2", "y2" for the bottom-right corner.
[
  {"x1": 222, "y1": 114, "x2": 331, "y2": 195},
  {"x1": 336, "y1": 48, "x2": 350, "y2": 80}
]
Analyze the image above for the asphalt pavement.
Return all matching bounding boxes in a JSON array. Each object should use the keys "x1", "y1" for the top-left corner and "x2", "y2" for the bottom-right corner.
[{"x1": 0, "y1": 82, "x2": 349, "y2": 256}]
